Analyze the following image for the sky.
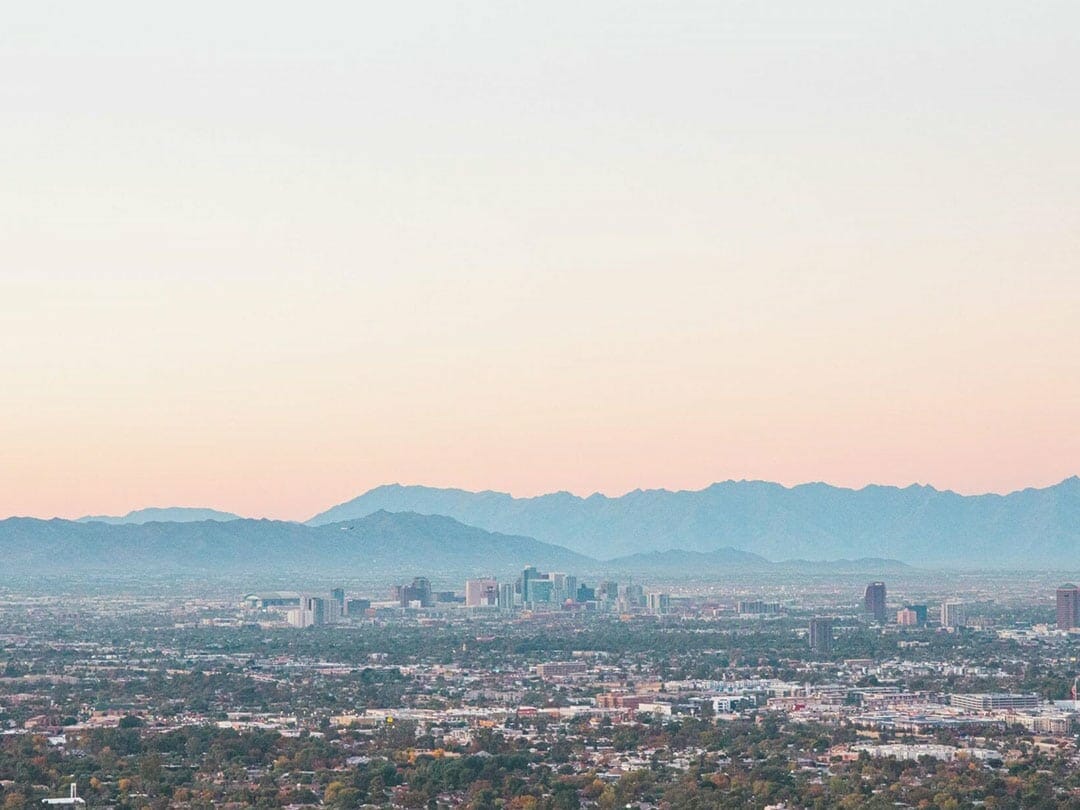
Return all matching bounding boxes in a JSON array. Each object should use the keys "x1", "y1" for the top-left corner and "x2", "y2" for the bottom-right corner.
[{"x1": 2, "y1": 1, "x2": 1079, "y2": 520}]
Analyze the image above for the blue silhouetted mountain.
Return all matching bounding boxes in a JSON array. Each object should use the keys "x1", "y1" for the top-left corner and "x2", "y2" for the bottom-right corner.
[
  {"x1": 307, "y1": 477, "x2": 1080, "y2": 566},
  {"x1": 0, "y1": 509, "x2": 920, "y2": 581},
  {"x1": 76, "y1": 507, "x2": 242, "y2": 524},
  {"x1": 0, "y1": 511, "x2": 592, "y2": 577}
]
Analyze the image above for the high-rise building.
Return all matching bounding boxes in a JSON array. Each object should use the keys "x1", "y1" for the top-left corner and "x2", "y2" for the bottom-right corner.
[
  {"x1": 529, "y1": 579, "x2": 554, "y2": 605},
  {"x1": 646, "y1": 592, "x2": 670, "y2": 615},
  {"x1": 394, "y1": 577, "x2": 433, "y2": 607},
  {"x1": 809, "y1": 618, "x2": 833, "y2": 653},
  {"x1": 521, "y1": 566, "x2": 539, "y2": 604},
  {"x1": 329, "y1": 587, "x2": 345, "y2": 623},
  {"x1": 499, "y1": 583, "x2": 515, "y2": 610},
  {"x1": 863, "y1": 581, "x2": 887, "y2": 623},
  {"x1": 519, "y1": 567, "x2": 574, "y2": 607},
  {"x1": 1057, "y1": 584, "x2": 1080, "y2": 631},
  {"x1": 465, "y1": 578, "x2": 499, "y2": 607},
  {"x1": 904, "y1": 604, "x2": 929, "y2": 625},
  {"x1": 896, "y1": 608, "x2": 918, "y2": 626},
  {"x1": 548, "y1": 573, "x2": 572, "y2": 603},
  {"x1": 287, "y1": 595, "x2": 327, "y2": 627},
  {"x1": 941, "y1": 599, "x2": 967, "y2": 629},
  {"x1": 621, "y1": 583, "x2": 646, "y2": 610},
  {"x1": 346, "y1": 598, "x2": 371, "y2": 617},
  {"x1": 598, "y1": 581, "x2": 619, "y2": 604}
]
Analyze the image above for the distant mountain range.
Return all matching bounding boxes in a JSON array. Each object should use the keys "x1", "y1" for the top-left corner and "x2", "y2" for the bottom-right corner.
[
  {"x1": 309, "y1": 478, "x2": 1080, "y2": 566},
  {"x1": 0, "y1": 510, "x2": 909, "y2": 581},
  {"x1": 76, "y1": 507, "x2": 242, "y2": 524},
  {"x1": 9, "y1": 476, "x2": 1078, "y2": 574},
  {"x1": 0, "y1": 511, "x2": 588, "y2": 578}
]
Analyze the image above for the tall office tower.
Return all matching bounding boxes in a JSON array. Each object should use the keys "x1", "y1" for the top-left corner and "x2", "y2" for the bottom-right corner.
[
  {"x1": 465, "y1": 578, "x2": 499, "y2": 607},
  {"x1": 287, "y1": 595, "x2": 327, "y2": 627},
  {"x1": 396, "y1": 577, "x2": 434, "y2": 607},
  {"x1": 548, "y1": 572, "x2": 571, "y2": 602},
  {"x1": 1057, "y1": 584, "x2": 1080, "y2": 630},
  {"x1": 863, "y1": 581, "x2": 887, "y2": 622},
  {"x1": 941, "y1": 599, "x2": 967, "y2": 629},
  {"x1": 564, "y1": 575, "x2": 578, "y2": 603},
  {"x1": 498, "y1": 583, "x2": 515, "y2": 610},
  {"x1": 521, "y1": 566, "x2": 539, "y2": 604},
  {"x1": 809, "y1": 617, "x2": 833, "y2": 653},
  {"x1": 329, "y1": 587, "x2": 345, "y2": 623},
  {"x1": 599, "y1": 581, "x2": 619, "y2": 605},
  {"x1": 309, "y1": 596, "x2": 327, "y2": 624},
  {"x1": 623, "y1": 583, "x2": 646, "y2": 609},
  {"x1": 646, "y1": 592, "x2": 671, "y2": 615},
  {"x1": 528, "y1": 578, "x2": 555, "y2": 605},
  {"x1": 576, "y1": 583, "x2": 596, "y2": 603}
]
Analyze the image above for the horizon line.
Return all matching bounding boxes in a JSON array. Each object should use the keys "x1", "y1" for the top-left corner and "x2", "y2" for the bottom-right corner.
[{"x1": 7, "y1": 474, "x2": 1077, "y2": 524}]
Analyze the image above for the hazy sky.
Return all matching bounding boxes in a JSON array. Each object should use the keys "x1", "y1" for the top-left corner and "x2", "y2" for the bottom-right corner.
[{"x1": 3, "y1": 1, "x2": 1078, "y2": 520}]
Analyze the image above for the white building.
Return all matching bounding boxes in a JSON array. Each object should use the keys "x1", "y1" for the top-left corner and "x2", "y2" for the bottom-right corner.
[
  {"x1": 941, "y1": 600, "x2": 967, "y2": 629},
  {"x1": 42, "y1": 785, "x2": 85, "y2": 806},
  {"x1": 465, "y1": 578, "x2": 498, "y2": 607}
]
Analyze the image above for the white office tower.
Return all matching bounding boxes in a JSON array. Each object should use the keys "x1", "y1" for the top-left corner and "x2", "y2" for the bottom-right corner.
[
  {"x1": 647, "y1": 592, "x2": 671, "y2": 615},
  {"x1": 287, "y1": 595, "x2": 327, "y2": 628},
  {"x1": 941, "y1": 600, "x2": 967, "y2": 629},
  {"x1": 499, "y1": 583, "x2": 515, "y2": 610}
]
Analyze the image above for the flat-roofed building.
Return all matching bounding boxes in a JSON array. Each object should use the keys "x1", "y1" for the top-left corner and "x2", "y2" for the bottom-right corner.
[
  {"x1": 941, "y1": 600, "x2": 967, "y2": 629},
  {"x1": 535, "y1": 661, "x2": 587, "y2": 679},
  {"x1": 809, "y1": 617, "x2": 833, "y2": 653},
  {"x1": 950, "y1": 693, "x2": 1040, "y2": 712},
  {"x1": 465, "y1": 578, "x2": 498, "y2": 607},
  {"x1": 1057, "y1": 584, "x2": 1080, "y2": 630}
]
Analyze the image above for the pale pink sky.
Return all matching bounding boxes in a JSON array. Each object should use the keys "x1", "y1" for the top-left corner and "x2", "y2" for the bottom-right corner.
[{"x1": 2, "y1": 2, "x2": 1078, "y2": 520}]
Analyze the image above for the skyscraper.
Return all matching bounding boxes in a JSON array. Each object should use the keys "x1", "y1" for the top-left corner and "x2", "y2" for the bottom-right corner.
[
  {"x1": 499, "y1": 582, "x2": 515, "y2": 610},
  {"x1": 465, "y1": 578, "x2": 498, "y2": 607},
  {"x1": 646, "y1": 592, "x2": 671, "y2": 615},
  {"x1": 331, "y1": 587, "x2": 345, "y2": 622},
  {"x1": 809, "y1": 618, "x2": 833, "y2": 653},
  {"x1": 521, "y1": 566, "x2": 539, "y2": 604},
  {"x1": 287, "y1": 595, "x2": 327, "y2": 627},
  {"x1": 395, "y1": 577, "x2": 433, "y2": 607},
  {"x1": 1057, "y1": 584, "x2": 1080, "y2": 630},
  {"x1": 905, "y1": 604, "x2": 929, "y2": 625},
  {"x1": 941, "y1": 599, "x2": 967, "y2": 629},
  {"x1": 863, "y1": 581, "x2": 887, "y2": 623}
]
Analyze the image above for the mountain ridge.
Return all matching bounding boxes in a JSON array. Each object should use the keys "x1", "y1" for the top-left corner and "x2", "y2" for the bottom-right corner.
[
  {"x1": 307, "y1": 477, "x2": 1080, "y2": 566},
  {"x1": 77, "y1": 507, "x2": 243, "y2": 524},
  {"x1": 0, "y1": 511, "x2": 588, "y2": 578},
  {"x1": 0, "y1": 511, "x2": 914, "y2": 580}
]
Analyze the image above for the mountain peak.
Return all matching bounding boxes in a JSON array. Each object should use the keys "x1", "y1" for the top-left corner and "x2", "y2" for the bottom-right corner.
[
  {"x1": 77, "y1": 507, "x2": 242, "y2": 525},
  {"x1": 306, "y1": 478, "x2": 1080, "y2": 567}
]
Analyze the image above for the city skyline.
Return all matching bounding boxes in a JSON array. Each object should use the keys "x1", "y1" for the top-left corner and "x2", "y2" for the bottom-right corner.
[{"x1": 3, "y1": 3, "x2": 1079, "y2": 808}]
